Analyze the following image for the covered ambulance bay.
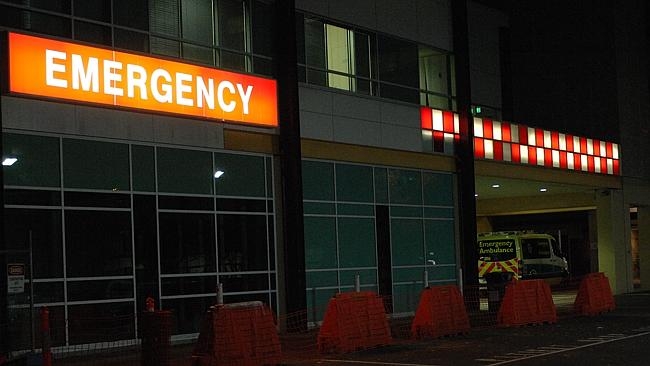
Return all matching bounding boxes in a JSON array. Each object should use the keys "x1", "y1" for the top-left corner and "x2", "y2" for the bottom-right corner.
[{"x1": 474, "y1": 161, "x2": 632, "y2": 294}]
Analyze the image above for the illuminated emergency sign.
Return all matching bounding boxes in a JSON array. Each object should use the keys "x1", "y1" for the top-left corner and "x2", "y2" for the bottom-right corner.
[
  {"x1": 7, "y1": 32, "x2": 278, "y2": 127},
  {"x1": 421, "y1": 107, "x2": 621, "y2": 175}
]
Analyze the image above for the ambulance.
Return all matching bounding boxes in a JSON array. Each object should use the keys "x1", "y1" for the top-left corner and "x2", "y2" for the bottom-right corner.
[{"x1": 477, "y1": 231, "x2": 569, "y2": 285}]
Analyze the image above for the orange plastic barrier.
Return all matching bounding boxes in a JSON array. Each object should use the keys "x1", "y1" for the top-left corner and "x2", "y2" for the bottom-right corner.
[
  {"x1": 411, "y1": 285, "x2": 470, "y2": 339},
  {"x1": 497, "y1": 279, "x2": 557, "y2": 326},
  {"x1": 317, "y1": 291, "x2": 392, "y2": 354},
  {"x1": 192, "y1": 301, "x2": 282, "y2": 366},
  {"x1": 574, "y1": 272, "x2": 616, "y2": 316}
]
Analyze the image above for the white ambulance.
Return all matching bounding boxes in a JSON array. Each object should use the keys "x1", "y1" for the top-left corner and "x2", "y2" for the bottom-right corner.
[{"x1": 477, "y1": 231, "x2": 569, "y2": 285}]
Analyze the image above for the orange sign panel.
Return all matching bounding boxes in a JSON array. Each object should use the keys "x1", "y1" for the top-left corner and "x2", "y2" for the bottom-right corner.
[{"x1": 8, "y1": 32, "x2": 278, "y2": 127}]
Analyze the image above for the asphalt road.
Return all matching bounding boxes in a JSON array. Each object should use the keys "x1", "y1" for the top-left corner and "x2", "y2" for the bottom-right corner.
[{"x1": 295, "y1": 292, "x2": 650, "y2": 366}]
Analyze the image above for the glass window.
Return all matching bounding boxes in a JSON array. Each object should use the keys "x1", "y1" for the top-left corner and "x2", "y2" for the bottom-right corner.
[
  {"x1": 213, "y1": 152, "x2": 266, "y2": 197},
  {"x1": 114, "y1": 29, "x2": 150, "y2": 53},
  {"x1": 113, "y1": 0, "x2": 149, "y2": 30},
  {"x1": 157, "y1": 147, "x2": 213, "y2": 194},
  {"x1": 218, "y1": 0, "x2": 246, "y2": 51},
  {"x1": 217, "y1": 214, "x2": 269, "y2": 272},
  {"x1": 391, "y1": 218, "x2": 423, "y2": 266},
  {"x1": 304, "y1": 17, "x2": 327, "y2": 86},
  {"x1": 159, "y1": 213, "x2": 216, "y2": 274},
  {"x1": 389, "y1": 169, "x2": 422, "y2": 205},
  {"x1": 4, "y1": 209, "x2": 63, "y2": 279},
  {"x1": 336, "y1": 163, "x2": 373, "y2": 203},
  {"x1": 74, "y1": 0, "x2": 111, "y2": 22},
  {"x1": 74, "y1": 21, "x2": 112, "y2": 46},
  {"x1": 522, "y1": 238, "x2": 552, "y2": 259},
  {"x1": 3, "y1": 133, "x2": 60, "y2": 188},
  {"x1": 326, "y1": 24, "x2": 354, "y2": 91},
  {"x1": 374, "y1": 167, "x2": 388, "y2": 204},
  {"x1": 302, "y1": 160, "x2": 334, "y2": 201},
  {"x1": 132, "y1": 145, "x2": 155, "y2": 192},
  {"x1": 304, "y1": 217, "x2": 337, "y2": 269},
  {"x1": 67, "y1": 279, "x2": 133, "y2": 301},
  {"x1": 133, "y1": 195, "x2": 159, "y2": 309},
  {"x1": 23, "y1": 0, "x2": 71, "y2": 13},
  {"x1": 338, "y1": 217, "x2": 376, "y2": 268},
  {"x1": 65, "y1": 210, "x2": 133, "y2": 277},
  {"x1": 419, "y1": 47, "x2": 449, "y2": 94},
  {"x1": 377, "y1": 35, "x2": 418, "y2": 87},
  {"x1": 149, "y1": 0, "x2": 180, "y2": 37},
  {"x1": 183, "y1": 43, "x2": 215, "y2": 64},
  {"x1": 422, "y1": 172, "x2": 453, "y2": 206},
  {"x1": 165, "y1": 297, "x2": 211, "y2": 335},
  {"x1": 63, "y1": 139, "x2": 130, "y2": 191},
  {"x1": 181, "y1": 0, "x2": 213, "y2": 45},
  {"x1": 251, "y1": 0, "x2": 274, "y2": 57},
  {"x1": 424, "y1": 219, "x2": 455, "y2": 265}
]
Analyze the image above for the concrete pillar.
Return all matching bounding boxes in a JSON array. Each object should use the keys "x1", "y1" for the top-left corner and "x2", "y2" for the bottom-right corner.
[
  {"x1": 596, "y1": 189, "x2": 633, "y2": 294},
  {"x1": 637, "y1": 206, "x2": 650, "y2": 291}
]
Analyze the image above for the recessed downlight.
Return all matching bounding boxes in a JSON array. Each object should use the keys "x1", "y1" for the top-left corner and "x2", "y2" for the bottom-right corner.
[
  {"x1": 540, "y1": 188, "x2": 548, "y2": 192},
  {"x1": 491, "y1": 184, "x2": 500, "y2": 188}
]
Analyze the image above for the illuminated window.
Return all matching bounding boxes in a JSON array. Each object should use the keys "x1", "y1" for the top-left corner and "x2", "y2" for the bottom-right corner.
[
  {"x1": 419, "y1": 46, "x2": 454, "y2": 110},
  {"x1": 300, "y1": 16, "x2": 372, "y2": 93}
]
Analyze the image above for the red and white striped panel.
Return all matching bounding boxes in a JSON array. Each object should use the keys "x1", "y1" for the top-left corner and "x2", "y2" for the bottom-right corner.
[{"x1": 420, "y1": 107, "x2": 620, "y2": 175}]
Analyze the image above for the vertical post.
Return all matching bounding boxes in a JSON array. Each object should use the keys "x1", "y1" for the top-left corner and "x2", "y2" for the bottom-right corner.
[
  {"x1": 40, "y1": 307, "x2": 51, "y2": 366},
  {"x1": 275, "y1": 0, "x2": 307, "y2": 329},
  {"x1": 0, "y1": 31, "x2": 9, "y2": 359},
  {"x1": 451, "y1": 0, "x2": 479, "y2": 309},
  {"x1": 354, "y1": 274, "x2": 361, "y2": 292},
  {"x1": 216, "y1": 283, "x2": 223, "y2": 305},
  {"x1": 423, "y1": 270, "x2": 429, "y2": 288},
  {"x1": 29, "y1": 231, "x2": 35, "y2": 352}
]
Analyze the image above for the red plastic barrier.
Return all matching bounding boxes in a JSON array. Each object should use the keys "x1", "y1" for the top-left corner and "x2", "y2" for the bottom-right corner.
[
  {"x1": 411, "y1": 285, "x2": 470, "y2": 339},
  {"x1": 317, "y1": 291, "x2": 392, "y2": 354},
  {"x1": 497, "y1": 279, "x2": 557, "y2": 326},
  {"x1": 574, "y1": 272, "x2": 616, "y2": 316},
  {"x1": 192, "y1": 301, "x2": 282, "y2": 366}
]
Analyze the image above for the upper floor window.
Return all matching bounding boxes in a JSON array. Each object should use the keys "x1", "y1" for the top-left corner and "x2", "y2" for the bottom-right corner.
[
  {"x1": 297, "y1": 12, "x2": 455, "y2": 108},
  {"x1": 299, "y1": 16, "x2": 374, "y2": 94}
]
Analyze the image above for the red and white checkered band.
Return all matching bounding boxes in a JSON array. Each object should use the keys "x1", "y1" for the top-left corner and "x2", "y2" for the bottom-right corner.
[{"x1": 420, "y1": 107, "x2": 620, "y2": 176}]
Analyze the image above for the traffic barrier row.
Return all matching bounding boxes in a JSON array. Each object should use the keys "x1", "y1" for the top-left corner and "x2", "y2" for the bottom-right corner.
[
  {"x1": 574, "y1": 272, "x2": 616, "y2": 316},
  {"x1": 411, "y1": 285, "x2": 470, "y2": 339},
  {"x1": 192, "y1": 301, "x2": 282, "y2": 366},
  {"x1": 497, "y1": 279, "x2": 557, "y2": 326},
  {"x1": 317, "y1": 291, "x2": 392, "y2": 354}
]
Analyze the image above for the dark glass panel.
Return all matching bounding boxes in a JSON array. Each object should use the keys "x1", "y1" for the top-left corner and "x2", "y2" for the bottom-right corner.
[
  {"x1": 158, "y1": 195, "x2": 214, "y2": 211},
  {"x1": 74, "y1": 0, "x2": 111, "y2": 21},
  {"x1": 217, "y1": 214, "x2": 268, "y2": 272},
  {"x1": 159, "y1": 213, "x2": 216, "y2": 274},
  {"x1": 215, "y1": 198, "x2": 265, "y2": 212},
  {"x1": 67, "y1": 280, "x2": 133, "y2": 301},
  {"x1": 75, "y1": 21, "x2": 112, "y2": 46},
  {"x1": 4, "y1": 209, "x2": 63, "y2": 278},
  {"x1": 65, "y1": 211, "x2": 133, "y2": 277},
  {"x1": 4, "y1": 189, "x2": 61, "y2": 206},
  {"x1": 64, "y1": 192, "x2": 131, "y2": 208},
  {"x1": 113, "y1": 0, "x2": 149, "y2": 30}
]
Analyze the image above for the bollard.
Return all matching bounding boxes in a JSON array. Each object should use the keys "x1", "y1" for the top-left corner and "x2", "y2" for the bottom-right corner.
[
  {"x1": 423, "y1": 270, "x2": 429, "y2": 288},
  {"x1": 217, "y1": 283, "x2": 223, "y2": 305},
  {"x1": 354, "y1": 274, "x2": 361, "y2": 292},
  {"x1": 40, "y1": 307, "x2": 52, "y2": 366}
]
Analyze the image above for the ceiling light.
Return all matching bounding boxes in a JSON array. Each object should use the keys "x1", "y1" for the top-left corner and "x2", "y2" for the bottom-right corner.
[
  {"x1": 540, "y1": 188, "x2": 548, "y2": 192},
  {"x1": 474, "y1": 193, "x2": 479, "y2": 197},
  {"x1": 491, "y1": 184, "x2": 500, "y2": 188},
  {"x1": 214, "y1": 170, "x2": 225, "y2": 179},
  {"x1": 2, "y1": 157, "x2": 18, "y2": 166}
]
